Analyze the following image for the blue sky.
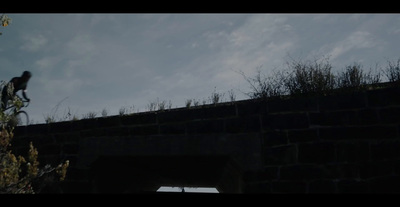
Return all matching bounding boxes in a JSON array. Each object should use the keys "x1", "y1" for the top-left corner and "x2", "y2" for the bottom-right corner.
[{"x1": 1, "y1": 13, "x2": 400, "y2": 123}]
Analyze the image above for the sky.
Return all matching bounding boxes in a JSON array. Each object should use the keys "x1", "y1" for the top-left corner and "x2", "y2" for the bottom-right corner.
[{"x1": 1, "y1": 13, "x2": 400, "y2": 123}]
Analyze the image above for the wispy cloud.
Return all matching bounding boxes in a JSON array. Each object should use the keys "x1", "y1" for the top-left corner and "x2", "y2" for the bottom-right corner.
[
  {"x1": 35, "y1": 56, "x2": 61, "y2": 70},
  {"x1": 326, "y1": 31, "x2": 379, "y2": 61},
  {"x1": 19, "y1": 34, "x2": 48, "y2": 52}
]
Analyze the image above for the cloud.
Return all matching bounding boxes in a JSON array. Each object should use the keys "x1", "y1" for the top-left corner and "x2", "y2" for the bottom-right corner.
[
  {"x1": 135, "y1": 14, "x2": 298, "y2": 104},
  {"x1": 19, "y1": 34, "x2": 48, "y2": 52},
  {"x1": 199, "y1": 15, "x2": 295, "y2": 83},
  {"x1": 303, "y1": 29, "x2": 383, "y2": 69},
  {"x1": 35, "y1": 56, "x2": 61, "y2": 71},
  {"x1": 329, "y1": 31, "x2": 377, "y2": 60},
  {"x1": 66, "y1": 34, "x2": 96, "y2": 56},
  {"x1": 36, "y1": 76, "x2": 84, "y2": 97},
  {"x1": 14, "y1": 14, "x2": 400, "y2": 123}
]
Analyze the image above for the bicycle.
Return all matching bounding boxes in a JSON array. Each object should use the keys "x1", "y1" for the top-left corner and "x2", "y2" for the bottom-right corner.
[{"x1": 2, "y1": 95, "x2": 30, "y2": 127}]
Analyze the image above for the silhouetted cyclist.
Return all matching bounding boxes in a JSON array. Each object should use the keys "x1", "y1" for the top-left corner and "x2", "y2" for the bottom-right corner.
[{"x1": 1, "y1": 71, "x2": 32, "y2": 111}]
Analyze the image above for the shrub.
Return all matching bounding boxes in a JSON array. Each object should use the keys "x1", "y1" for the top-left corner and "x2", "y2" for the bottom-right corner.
[
  {"x1": 242, "y1": 56, "x2": 390, "y2": 99},
  {"x1": 0, "y1": 125, "x2": 69, "y2": 193},
  {"x1": 238, "y1": 68, "x2": 285, "y2": 99},
  {"x1": 283, "y1": 57, "x2": 335, "y2": 96},
  {"x1": 0, "y1": 82, "x2": 69, "y2": 193},
  {"x1": 336, "y1": 63, "x2": 381, "y2": 90},
  {"x1": 384, "y1": 58, "x2": 400, "y2": 83}
]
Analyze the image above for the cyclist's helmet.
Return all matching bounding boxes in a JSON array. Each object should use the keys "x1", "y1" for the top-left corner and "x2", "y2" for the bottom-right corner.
[{"x1": 22, "y1": 71, "x2": 32, "y2": 78}]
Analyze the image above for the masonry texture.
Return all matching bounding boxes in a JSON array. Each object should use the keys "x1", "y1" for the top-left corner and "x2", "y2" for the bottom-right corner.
[{"x1": 12, "y1": 84, "x2": 400, "y2": 193}]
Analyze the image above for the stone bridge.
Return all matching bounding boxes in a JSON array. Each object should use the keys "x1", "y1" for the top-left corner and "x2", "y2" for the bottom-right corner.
[{"x1": 12, "y1": 84, "x2": 400, "y2": 193}]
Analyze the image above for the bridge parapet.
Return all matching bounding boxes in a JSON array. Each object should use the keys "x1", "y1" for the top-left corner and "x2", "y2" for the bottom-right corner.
[{"x1": 11, "y1": 85, "x2": 400, "y2": 193}]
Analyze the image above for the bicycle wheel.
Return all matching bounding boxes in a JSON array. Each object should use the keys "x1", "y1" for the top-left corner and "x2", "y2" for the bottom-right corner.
[{"x1": 15, "y1": 110, "x2": 29, "y2": 126}]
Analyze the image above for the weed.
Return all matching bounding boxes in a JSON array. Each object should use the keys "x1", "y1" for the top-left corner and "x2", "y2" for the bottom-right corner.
[
  {"x1": 101, "y1": 108, "x2": 108, "y2": 117},
  {"x1": 146, "y1": 102, "x2": 157, "y2": 112},
  {"x1": 185, "y1": 99, "x2": 192, "y2": 108},
  {"x1": 227, "y1": 89, "x2": 236, "y2": 102},
  {"x1": 146, "y1": 98, "x2": 172, "y2": 112},
  {"x1": 119, "y1": 105, "x2": 135, "y2": 116},
  {"x1": 158, "y1": 100, "x2": 171, "y2": 111},
  {"x1": 82, "y1": 111, "x2": 97, "y2": 119},
  {"x1": 43, "y1": 97, "x2": 69, "y2": 123},
  {"x1": 209, "y1": 87, "x2": 224, "y2": 105},
  {"x1": 193, "y1": 99, "x2": 200, "y2": 107}
]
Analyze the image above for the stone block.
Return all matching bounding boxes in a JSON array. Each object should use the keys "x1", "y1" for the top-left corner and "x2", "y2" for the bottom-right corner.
[
  {"x1": 271, "y1": 181, "x2": 307, "y2": 193},
  {"x1": 103, "y1": 126, "x2": 130, "y2": 137},
  {"x1": 195, "y1": 104, "x2": 237, "y2": 119},
  {"x1": 280, "y1": 164, "x2": 325, "y2": 181},
  {"x1": 262, "y1": 130, "x2": 288, "y2": 147},
  {"x1": 319, "y1": 125, "x2": 398, "y2": 140},
  {"x1": 62, "y1": 166, "x2": 89, "y2": 181},
  {"x1": 369, "y1": 175, "x2": 400, "y2": 193},
  {"x1": 26, "y1": 123, "x2": 50, "y2": 135},
  {"x1": 297, "y1": 142, "x2": 336, "y2": 164},
  {"x1": 287, "y1": 128, "x2": 319, "y2": 143},
  {"x1": 379, "y1": 106, "x2": 400, "y2": 124},
  {"x1": 264, "y1": 144, "x2": 297, "y2": 165},
  {"x1": 53, "y1": 132, "x2": 80, "y2": 144},
  {"x1": 49, "y1": 121, "x2": 72, "y2": 133},
  {"x1": 243, "y1": 167, "x2": 279, "y2": 182},
  {"x1": 120, "y1": 112, "x2": 157, "y2": 126},
  {"x1": 97, "y1": 116, "x2": 121, "y2": 128},
  {"x1": 359, "y1": 160, "x2": 396, "y2": 179},
  {"x1": 356, "y1": 109, "x2": 380, "y2": 125},
  {"x1": 324, "y1": 164, "x2": 360, "y2": 179},
  {"x1": 225, "y1": 115, "x2": 261, "y2": 133},
  {"x1": 72, "y1": 118, "x2": 98, "y2": 131},
  {"x1": 244, "y1": 182, "x2": 272, "y2": 193},
  {"x1": 236, "y1": 99, "x2": 267, "y2": 116},
  {"x1": 370, "y1": 139, "x2": 400, "y2": 161},
  {"x1": 37, "y1": 144, "x2": 61, "y2": 156},
  {"x1": 186, "y1": 119, "x2": 224, "y2": 134},
  {"x1": 157, "y1": 109, "x2": 192, "y2": 123},
  {"x1": 367, "y1": 87, "x2": 400, "y2": 107},
  {"x1": 129, "y1": 125, "x2": 159, "y2": 136},
  {"x1": 309, "y1": 179, "x2": 336, "y2": 193},
  {"x1": 159, "y1": 123, "x2": 186, "y2": 135},
  {"x1": 319, "y1": 92, "x2": 367, "y2": 111},
  {"x1": 263, "y1": 112, "x2": 309, "y2": 130},
  {"x1": 60, "y1": 181, "x2": 92, "y2": 194},
  {"x1": 80, "y1": 128, "x2": 105, "y2": 138},
  {"x1": 14, "y1": 125, "x2": 27, "y2": 136},
  {"x1": 314, "y1": 110, "x2": 358, "y2": 126},
  {"x1": 62, "y1": 143, "x2": 79, "y2": 154},
  {"x1": 267, "y1": 96, "x2": 318, "y2": 113},
  {"x1": 336, "y1": 141, "x2": 370, "y2": 163},
  {"x1": 337, "y1": 179, "x2": 369, "y2": 193},
  {"x1": 310, "y1": 109, "x2": 378, "y2": 126}
]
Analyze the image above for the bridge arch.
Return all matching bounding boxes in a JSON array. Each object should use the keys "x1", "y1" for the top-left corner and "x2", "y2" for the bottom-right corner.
[{"x1": 90, "y1": 155, "x2": 243, "y2": 193}]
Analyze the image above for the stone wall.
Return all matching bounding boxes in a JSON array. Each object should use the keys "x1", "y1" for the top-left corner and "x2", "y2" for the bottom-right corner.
[{"x1": 12, "y1": 84, "x2": 400, "y2": 193}]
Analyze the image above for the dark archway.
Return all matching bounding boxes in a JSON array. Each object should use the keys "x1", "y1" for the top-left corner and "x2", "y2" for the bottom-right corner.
[{"x1": 90, "y1": 155, "x2": 243, "y2": 193}]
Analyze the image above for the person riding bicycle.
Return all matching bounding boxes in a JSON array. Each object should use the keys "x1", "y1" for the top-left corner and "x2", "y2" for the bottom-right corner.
[{"x1": 1, "y1": 71, "x2": 32, "y2": 111}]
